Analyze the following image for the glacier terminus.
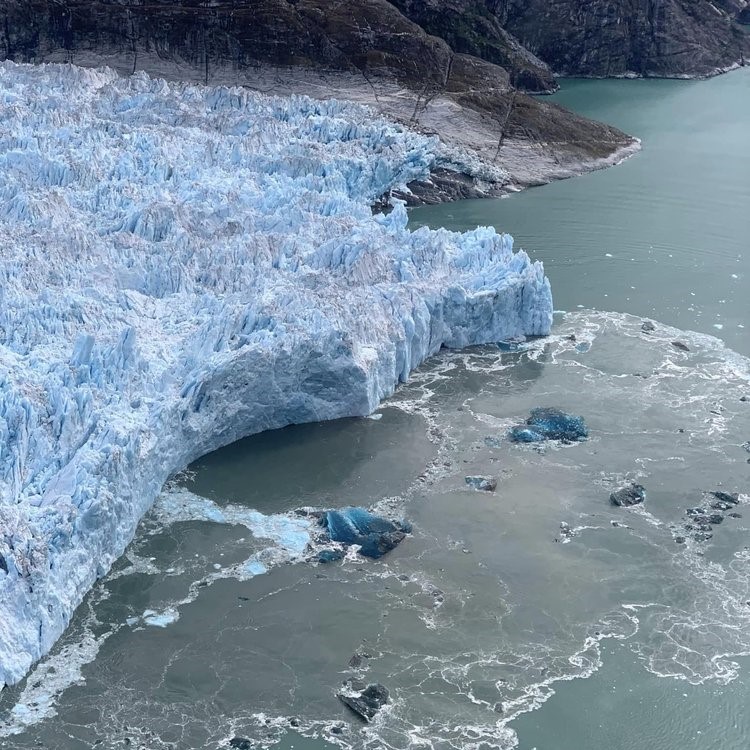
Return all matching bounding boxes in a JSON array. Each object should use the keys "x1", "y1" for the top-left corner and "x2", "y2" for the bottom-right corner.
[{"x1": 0, "y1": 62, "x2": 552, "y2": 687}]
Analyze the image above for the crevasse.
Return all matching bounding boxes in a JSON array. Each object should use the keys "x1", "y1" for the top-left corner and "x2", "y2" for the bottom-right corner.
[{"x1": 0, "y1": 61, "x2": 552, "y2": 686}]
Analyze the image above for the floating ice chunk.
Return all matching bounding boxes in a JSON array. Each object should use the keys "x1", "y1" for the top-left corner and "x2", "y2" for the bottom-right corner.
[
  {"x1": 142, "y1": 608, "x2": 180, "y2": 628},
  {"x1": 321, "y1": 507, "x2": 412, "y2": 559},
  {"x1": 509, "y1": 408, "x2": 588, "y2": 443}
]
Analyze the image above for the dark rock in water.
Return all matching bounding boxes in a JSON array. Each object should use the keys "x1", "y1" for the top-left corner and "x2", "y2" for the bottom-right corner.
[
  {"x1": 289, "y1": 718, "x2": 301, "y2": 728},
  {"x1": 729, "y1": 512, "x2": 742, "y2": 519},
  {"x1": 610, "y1": 484, "x2": 646, "y2": 507},
  {"x1": 675, "y1": 536, "x2": 686, "y2": 544},
  {"x1": 509, "y1": 407, "x2": 588, "y2": 443},
  {"x1": 710, "y1": 491, "x2": 740, "y2": 505},
  {"x1": 320, "y1": 507, "x2": 411, "y2": 559},
  {"x1": 671, "y1": 340, "x2": 690, "y2": 352},
  {"x1": 318, "y1": 549, "x2": 345, "y2": 564},
  {"x1": 465, "y1": 476, "x2": 497, "y2": 492},
  {"x1": 229, "y1": 738, "x2": 252, "y2": 750},
  {"x1": 348, "y1": 651, "x2": 371, "y2": 668},
  {"x1": 330, "y1": 724, "x2": 344, "y2": 735},
  {"x1": 740, "y1": 396, "x2": 749, "y2": 402},
  {"x1": 711, "y1": 500, "x2": 734, "y2": 511},
  {"x1": 565, "y1": 334, "x2": 577, "y2": 341},
  {"x1": 641, "y1": 321, "x2": 656, "y2": 332},
  {"x1": 708, "y1": 513, "x2": 724, "y2": 525},
  {"x1": 338, "y1": 682, "x2": 390, "y2": 722}
]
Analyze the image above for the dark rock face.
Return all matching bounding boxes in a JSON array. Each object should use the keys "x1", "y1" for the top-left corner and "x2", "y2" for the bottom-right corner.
[
  {"x1": 320, "y1": 507, "x2": 411, "y2": 559},
  {"x1": 0, "y1": 0, "x2": 461, "y2": 87},
  {"x1": 509, "y1": 407, "x2": 588, "y2": 443},
  {"x1": 388, "y1": 0, "x2": 557, "y2": 91},
  {"x1": 499, "y1": 0, "x2": 748, "y2": 79},
  {"x1": 610, "y1": 483, "x2": 646, "y2": 507},
  {"x1": 338, "y1": 681, "x2": 390, "y2": 721}
]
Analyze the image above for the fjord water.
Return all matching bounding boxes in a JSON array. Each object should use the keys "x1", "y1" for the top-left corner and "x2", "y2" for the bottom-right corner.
[
  {"x1": 412, "y1": 70, "x2": 750, "y2": 356},
  {"x1": 1, "y1": 74, "x2": 749, "y2": 750}
]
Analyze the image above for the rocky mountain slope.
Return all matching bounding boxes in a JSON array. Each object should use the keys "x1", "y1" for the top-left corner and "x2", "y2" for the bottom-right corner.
[
  {"x1": 498, "y1": 0, "x2": 749, "y2": 78},
  {"x1": 0, "y1": 0, "x2": 637, "y2": 200}
]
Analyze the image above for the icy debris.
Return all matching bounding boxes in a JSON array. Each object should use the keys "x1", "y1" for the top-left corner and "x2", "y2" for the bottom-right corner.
[
  {"x1": 464, "y1": 476, "x2": 497, "y2": 492},
  {"x1": 610, "y1": 484, "x2": 646, "y2": 507},
  {"x1": 0, "y1": 61, "x2": 552, "y2": 685},
  {"x1": 320, "y1": 508, "x2": 412, "y2": 559},
  {"x1": 509, "y1": 408, "x2": 588, "y2": 444},
  {"x1": 142, "y1": 608, "x2": 179, "y2": 628}
]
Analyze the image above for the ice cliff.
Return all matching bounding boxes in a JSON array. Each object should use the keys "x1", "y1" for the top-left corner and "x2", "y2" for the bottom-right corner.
[{"x1": 0, "y1": 61, "x2": 552, "y2": 686}]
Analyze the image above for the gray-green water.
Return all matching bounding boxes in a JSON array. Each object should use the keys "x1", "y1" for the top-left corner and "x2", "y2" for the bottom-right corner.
[
  {"x1": 1, "y1": 74, "x2": 749, "y2": 750},
  {"x1": 412, "y1": 71, "x2": 750, "y2": 356}
]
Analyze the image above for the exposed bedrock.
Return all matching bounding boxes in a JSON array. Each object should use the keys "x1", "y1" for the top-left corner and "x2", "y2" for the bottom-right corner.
[{"x1": 498, "y1": 0, "x2": 749, "y2": 79}]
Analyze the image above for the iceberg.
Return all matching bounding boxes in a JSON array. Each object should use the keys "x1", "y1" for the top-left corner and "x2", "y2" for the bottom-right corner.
[{"x1": 0, "y1": 61, "x2": 552, "y2": 686}]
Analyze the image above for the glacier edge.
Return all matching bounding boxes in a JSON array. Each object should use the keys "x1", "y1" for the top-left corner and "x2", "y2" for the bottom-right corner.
[{"x1": 0, "y1": 61, "x2": 552, "y2": 687}]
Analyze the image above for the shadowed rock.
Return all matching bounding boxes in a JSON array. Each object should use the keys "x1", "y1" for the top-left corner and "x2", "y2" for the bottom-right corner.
[
  {"x1": 500, "y1": 0, "x2": 748, "y2": 79},
  {"x1": 338, "y1": 681, "x2": 390, "y2": 721},
  {"x1": 610, "y1": 484, "x2": 646, "y2": 507}
]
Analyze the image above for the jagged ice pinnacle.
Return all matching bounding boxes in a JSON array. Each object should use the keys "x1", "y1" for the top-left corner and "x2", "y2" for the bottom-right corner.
[{"x1": 0, "y1": 61, "x2": 552, "y2": 686}]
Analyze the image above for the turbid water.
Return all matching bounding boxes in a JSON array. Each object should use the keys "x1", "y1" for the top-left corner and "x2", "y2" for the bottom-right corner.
[{"x1": 1, "y1": 73, "x2": 748, "y2": 750}]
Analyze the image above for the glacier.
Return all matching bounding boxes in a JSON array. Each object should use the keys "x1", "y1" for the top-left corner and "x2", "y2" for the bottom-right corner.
[{"x1": 0, "y1": 61, "x2": 552, "y2": 687}]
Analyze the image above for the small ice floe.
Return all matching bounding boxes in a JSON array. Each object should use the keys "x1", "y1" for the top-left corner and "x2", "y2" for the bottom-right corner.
[
  {"x1": 142, "y1": 608, "x2": 180, "y2": 628},
  {"x1": 508, "y1": 407, "x2": 588, "y2": 444},
  {"x1": 464, "y1": 476, "x2": 497, "y2": 492},
  {"x1": 319, "y1": 507, "x2": 412, "y2": 559}
]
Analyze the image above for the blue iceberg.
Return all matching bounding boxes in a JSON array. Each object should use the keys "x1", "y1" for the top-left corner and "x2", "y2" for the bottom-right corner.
[
  {"x1": 320, "y1": 508, "x2": 412, "y2": 559},
  {"x1": 509, "y1": 408, "x2": 588, "y2": 443},
  {"x1": 0, "y1": 62, "x2": 552, "y2": 685}
]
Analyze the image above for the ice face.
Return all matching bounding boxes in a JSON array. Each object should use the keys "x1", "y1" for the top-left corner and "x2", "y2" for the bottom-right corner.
[{"x1": 0, "y1": 61, "x2": 552, "y2": 687}]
